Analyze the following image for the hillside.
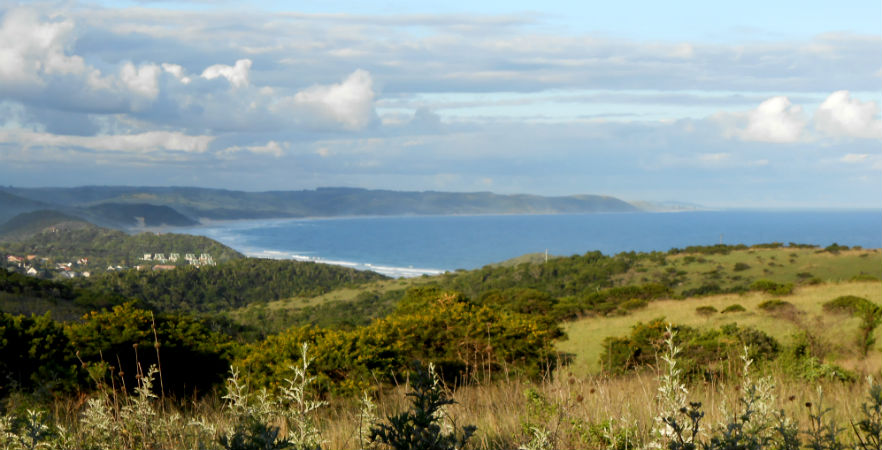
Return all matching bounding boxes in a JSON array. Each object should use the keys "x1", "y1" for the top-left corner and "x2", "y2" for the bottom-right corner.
[
  {"x1": 0, "y1": 220, "x2": 244, "y2": 279},
  {"x1": 224, "y1": 243, "x2": 882, "y2": 333},
  {"x1": 0, "y1": 209, "x2": 88, "y2": 241},
  {"x1": 0, "y1": 191, "x2": 47, "y2": 224},
  {"x1": 83, "y1": 203, "x2": 198, "y2": 228},
  {"x1": 559, "y1": 280, "x2": 882, "y2": 375},
  {"x1": 71, "y1": 258, "x2": 388, "y2": 314},
  {"x1": 2, "y1": 186, "x2": 641, "y2": 221}
]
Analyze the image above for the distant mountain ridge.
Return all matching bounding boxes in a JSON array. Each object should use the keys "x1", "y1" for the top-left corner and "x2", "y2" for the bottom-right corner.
[{"x1": 1, "y1": 186, "x2": 641, "y2": 227}]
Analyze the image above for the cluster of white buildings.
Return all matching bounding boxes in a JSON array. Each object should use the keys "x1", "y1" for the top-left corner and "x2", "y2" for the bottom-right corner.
[
  {"x1": 141, "y1": 252, "x2": 215, "y2": 266},
  {"x1": 6, "y1": 254, "x2": 91, "y2": 278}
]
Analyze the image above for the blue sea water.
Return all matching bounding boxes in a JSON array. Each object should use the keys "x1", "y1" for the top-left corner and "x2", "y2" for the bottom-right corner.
[{"x1": 184, "y1": 210, "x2": 882, "y2": 277}]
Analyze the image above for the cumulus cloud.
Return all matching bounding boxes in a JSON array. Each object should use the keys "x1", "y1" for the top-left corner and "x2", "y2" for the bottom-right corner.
[
  {"x1": 120, "y1": 62, "x2": 161, "y2": 101},
  {"x1": 714, "y1": 96, "x2": 808, "y2": 143},
  {"x1": 739, "y1": 96, "x2": 808, "y2": 143},
  {"x1": 201, "y1": 59, "x2": 252, "y2": 88},
  {"x1": 814, "y1": 90, "x2": 882, "y2": 140},
  {"x1": 284, "y1": 69, "x2": 376, "y2": 130},
  {"x1": 0, "y1": 8, "x2": 86, "y2": 89}
]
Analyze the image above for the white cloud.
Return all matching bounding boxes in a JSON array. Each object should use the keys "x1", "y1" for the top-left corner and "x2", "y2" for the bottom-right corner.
[
  {"x1": 161, "y1": 63, "x2": 191, "y2": 84},
  {"x1": 0, "y1": 129, "x2": 214, "y2": 153},
  {"x1": 0, "y1": 8, "x2": 85, "y2": 88},
  {"x1": 285, "y1": 69, "x2": 376, "y2": 130},
  {"x1": 221, "y1": 140, "x2": 288, "y2": 157},
  {"x1": 814, "y1": 90, "x2": 882, "y2": 140},
  {"x1": 739, "y1": 96, "x2": 808, "y2": 143},
  {"x1": 201, "y1": 59, "x2": 252, "y2": 88},
  {"x1": 121, "y1": 62, "x2": 161, "y2": 101},
  {"x1": 840, "y1": 153, "x2": 869, "y2": 163}
]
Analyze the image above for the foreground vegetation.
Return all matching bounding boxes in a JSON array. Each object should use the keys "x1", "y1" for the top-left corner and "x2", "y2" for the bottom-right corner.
[
  {"x1": 2, "y1": 326, "x2": 882, "y2": 449},
  {"x1": 0, "y1": 241, "x2": 880, "y2": 449}
]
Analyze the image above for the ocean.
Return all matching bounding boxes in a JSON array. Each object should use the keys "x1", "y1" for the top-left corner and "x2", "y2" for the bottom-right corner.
[{"x1": 182, "y1": 210, "x2": 882, "y2": 277}]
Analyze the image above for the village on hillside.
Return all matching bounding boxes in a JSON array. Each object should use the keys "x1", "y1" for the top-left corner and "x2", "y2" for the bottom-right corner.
[{"x1": 4, "y1": 251, "x2": 215, "y2": 280}]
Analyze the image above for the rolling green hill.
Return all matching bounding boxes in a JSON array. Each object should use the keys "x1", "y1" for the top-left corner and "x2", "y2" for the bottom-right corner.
[
  {"x1": 0, "y1": 191, "x2": 48, "y2": 224},
  {"x1": 2, "y1": 186, "x2": 640, "y2": 221},
  {"x1": 223, "y1": 243, "x2": 882, "y2": 333},
  {"x1": 0, "y1": 219, "x2": 244, "y2": 276},
  {"x1": 0, "y1": 210, "x2": 88, "y2": 241}
]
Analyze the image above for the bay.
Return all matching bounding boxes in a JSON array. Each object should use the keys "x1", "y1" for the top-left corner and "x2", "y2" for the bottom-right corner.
[{"x1": 183, "y1": 210, "x2": 882, "y2": 277}]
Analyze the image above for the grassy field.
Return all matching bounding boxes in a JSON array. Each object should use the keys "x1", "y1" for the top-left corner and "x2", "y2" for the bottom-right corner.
[
  {"x1": 613, "y1": 247, "x2": 881, "y2": 294},
  {"x1": 559, "y1": 279, "x2": 882, "y2": 376}
]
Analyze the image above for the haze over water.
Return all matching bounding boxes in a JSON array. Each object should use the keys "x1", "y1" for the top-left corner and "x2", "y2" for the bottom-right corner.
[{"x1": 185, "y1": 210, "x2": 882, "y2": 277}]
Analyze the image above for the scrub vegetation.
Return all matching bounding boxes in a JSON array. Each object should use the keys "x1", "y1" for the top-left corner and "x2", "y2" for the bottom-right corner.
[{"x1": 0, "y1": 242, "x2": 880, "y2": 449}]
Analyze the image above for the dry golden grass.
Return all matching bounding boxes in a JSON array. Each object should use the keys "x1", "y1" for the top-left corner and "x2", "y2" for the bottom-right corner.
[
  {"x1": 312, "y1": 368, "x2": 875, "y2": 449},
  {"x1": 559, "y1": 280, "x2": 882, "y2": 376}
]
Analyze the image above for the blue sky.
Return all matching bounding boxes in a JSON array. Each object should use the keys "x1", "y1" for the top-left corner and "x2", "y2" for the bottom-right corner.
[{"x1": 0, "y1": 0, "x2": 880, "y2": 207}]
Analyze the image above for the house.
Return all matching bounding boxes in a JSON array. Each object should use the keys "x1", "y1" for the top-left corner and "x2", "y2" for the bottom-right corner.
[
  {"x1": 82, "y1": 271, "x2": 91, "y2": 277},
  {"x1": 107, "y1": 265, "x2": 116, "y2": 271},
  {"x1": 77, "y1": 258, "x2": 89, "y2": 265},
  {"x1": 143, "y1": 254, "x2": 153, "y2": 261},
  {"x1": 7, "y1": 255, "x2": 23, "y2": 264},
  {"x1": 169, "y1": 253, "x2": 180, "y2": 262},
  {"x1": 152, "y1": 264, "x2": 176, "y2": 271},
  {"x1": 154, "y1": 253, "x2": 167, "y2": 262},
  {"x1": 26, "y1": 255, "x2": 37, "y2": 261},
  {"x1": 26, "y1": 267, "x2": 38, "y2": 276}
]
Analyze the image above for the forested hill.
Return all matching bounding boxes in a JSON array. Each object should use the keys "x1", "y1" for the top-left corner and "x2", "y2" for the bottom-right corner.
[
  {"x1": 2, "y1": 186, "x2": 640, "y2": 221},
  {"x1": 71, "y1": 258, "x2": 388, "y2": 312},
  {"x1": 2, "y1": 257, "x2": 388, "y2": 317},
  {"x1": 0, "y1": 219, "x2": 242, "y2": 268}
]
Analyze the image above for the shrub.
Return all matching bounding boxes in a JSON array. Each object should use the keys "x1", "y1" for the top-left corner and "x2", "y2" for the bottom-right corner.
[
  {"x1": 680, "y1": 283, "x2": 722, "y2": 298},
  {"x1": 823, "y1": 296, "x2": 875, "y2": 315},
  {"x1": 0, "y1": 312, "x2": 81, "y2": 398},
  {"x1": 238, "y1": 291, "x2": 564, "y2": 394},
  {"x1": 695, "y1": 306, "x2": 717, "y2": 317},
  {"x1": 66, "y1": 303, "x2": 234, "y2": 396},
  {"x1": 750, "y1": 280, "x2": 794, "y2": 295},
  {"x1": 722, "y1": 304, "x2": 746, "y2": 313},
  {"x1": 823, "y1": 296, "x2": 882, "y2": 357},
  {"x1": 369, "y1": 361, "x2": 476, "y2": 450},
  {"x1": 824, "y1": 243, "x2": 849, "y2": 254},
  {"x1": 600, "y1": 319, "x2": 778, "y2": 379},
  {"x1": 619, "y1": 298, "x2": 648, "y2": 311},
  {"x1": 733, "y1": 262, "x2": 751, "y2": 272},
  {"x1": 758, "y1": 299, "x2": 794, "y2": 312}
]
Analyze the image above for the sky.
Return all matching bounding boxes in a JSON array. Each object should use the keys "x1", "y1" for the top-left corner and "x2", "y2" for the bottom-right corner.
[{"x1": 0, "y1": 0, "x2": 880, "y2": 208}]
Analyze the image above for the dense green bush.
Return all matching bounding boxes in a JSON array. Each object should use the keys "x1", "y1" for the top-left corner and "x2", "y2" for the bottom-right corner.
[
  {"x1": 757, "y1": 299, "x2": 794, "y2": 312},
  {"x1": 0, "y1": 312, "x2": 81, "y2": 398},
  {"x1": 73, "y1": 258, "x2": 387, "y2": 313},
  {"x1": 238, "y1": 291, "x2": 564, "y2": 394},
  {"x1": 733, "y1": 262, "x2": 751, "y2": 271},
  {"x1": 823, "y1": 295, "x2": 876, "y2": 315},
  {"x1": 600, "y1": 319, "x2": 779, "y2": 379},
  {"x1": 66, "y1": 303, "x2": 235, "y2": 396},
  {"x1": 695, "y1": 306, "x2": 717, "y2": 317},
  {"x1": 721, "y1": 304, "x2": 746, "y2": 313},
  {"x1": 750, "y1": 279, "x2": 794, "y2": 295}
]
